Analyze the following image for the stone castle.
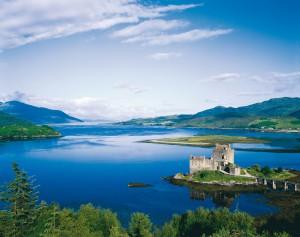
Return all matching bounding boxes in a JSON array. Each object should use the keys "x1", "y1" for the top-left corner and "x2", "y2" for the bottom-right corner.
[{"x1": 189, "y1": 144, "x2": 241, "y2": 176}]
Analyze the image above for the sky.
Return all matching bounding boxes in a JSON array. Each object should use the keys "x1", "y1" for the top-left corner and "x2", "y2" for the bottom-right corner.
[{"x1": 0, "y1": 0, "x2": 299, "y2": 121}]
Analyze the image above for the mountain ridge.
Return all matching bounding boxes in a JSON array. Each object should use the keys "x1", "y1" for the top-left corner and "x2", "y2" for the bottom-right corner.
[
  {"x1": 120, "y1": 97, "x2": 300, "y2": 130},
  {"x1": 0, "y1": 101, "x2": 82, "y2": 124}
]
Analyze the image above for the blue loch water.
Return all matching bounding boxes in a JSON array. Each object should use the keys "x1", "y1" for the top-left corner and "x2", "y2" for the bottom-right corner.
[{"x1": 1, "y1": 124, "x2": 300, "y2": 225}]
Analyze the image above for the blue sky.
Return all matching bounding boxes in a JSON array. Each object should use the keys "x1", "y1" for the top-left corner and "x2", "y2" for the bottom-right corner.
[{"x1": 0, "y1": 0, "x2": 299, "y2": 120}]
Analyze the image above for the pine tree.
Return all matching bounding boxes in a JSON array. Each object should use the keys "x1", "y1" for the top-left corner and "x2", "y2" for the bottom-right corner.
[
  {"x1": 0, "y1": 163, "x2": 38, "y2": 237},
  {"x1": 41, "y1": 204, "x2": 60, "y2": 237}
]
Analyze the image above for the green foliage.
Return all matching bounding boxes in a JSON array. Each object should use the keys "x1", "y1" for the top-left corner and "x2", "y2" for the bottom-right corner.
[
  {"x1": 247, "y1": 166, "x2": 295, "y2": 180},
  {"x1": 154, "y1": 208, "x2": 256, "y2": 237},
  {"x1": 273, "y1": 232, "x2": 291, "y2": 237},
  {"x1": 261, "y1": 166, "x2": 272, "y2": 176},
  {"x1": 0, "y1": 111, "x2": 60, "y2": 140},
  {"x1": 39, "y1": 204, "x2": 61, "y2": 237},
  {"x1": 0, "y1": 163, "x2": 38, "y2": 237},
  {"x1": 128, "y1": 213, "x2": 153, "y2": 237},
  {"x1": 0, "y1": 124, "x2": 60, "y2": 140},
  {"x1": 253, "y1": 164, "x2": 261, "y2": 172},
  {"x1": 0, "y1": 164, "x2": 294, "y2": 237},
  {"x1": 249, "y1": 120, "x2": 278, "y2": 129}
]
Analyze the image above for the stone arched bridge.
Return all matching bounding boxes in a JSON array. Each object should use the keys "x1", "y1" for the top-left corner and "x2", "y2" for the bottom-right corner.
[{"x1": 256, "y1": 178, "x2": 299, "y2": 192}]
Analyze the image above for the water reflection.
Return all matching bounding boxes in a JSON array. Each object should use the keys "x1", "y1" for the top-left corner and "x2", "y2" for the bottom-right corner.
[{"x1": 190, "y1": 190, "x2": 237, "y2": 208}]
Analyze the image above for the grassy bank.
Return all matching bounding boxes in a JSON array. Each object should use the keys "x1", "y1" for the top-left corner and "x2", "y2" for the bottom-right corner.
[
  {"x1": 193, "y1": 170, "x2": 256, "y2": 183},
  {"x1": 175, "y1": 170, "x2": 256, "y2": 185}
]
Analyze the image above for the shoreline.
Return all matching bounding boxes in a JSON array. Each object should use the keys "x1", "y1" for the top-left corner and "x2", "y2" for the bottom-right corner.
[
  {"x1": 166, "y1": 176, "x2": 265, "y2": 192},
  {"x1": 120, "y1": 123, "x2": 300, "y2": 134},
  {"x1": 0, "y1": 134, "x2": 62, "y2": 142},
  {"x1": 170, "y1": 176, "x2": 258, "y2": 187}
]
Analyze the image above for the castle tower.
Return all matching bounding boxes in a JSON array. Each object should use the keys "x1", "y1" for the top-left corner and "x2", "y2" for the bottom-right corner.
[{"x1": 211, "y1": 144, "x2": 234, "y2": 165}]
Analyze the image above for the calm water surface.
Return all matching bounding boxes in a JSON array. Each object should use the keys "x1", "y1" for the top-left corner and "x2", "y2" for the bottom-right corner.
[{"x1": 1, "y1": 124, "x2": 300, "y2": 225}]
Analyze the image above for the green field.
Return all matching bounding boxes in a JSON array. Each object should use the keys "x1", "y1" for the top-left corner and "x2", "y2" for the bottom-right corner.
[{"x1": 146, "y1": 135, "x2": 267, "y2": 147}]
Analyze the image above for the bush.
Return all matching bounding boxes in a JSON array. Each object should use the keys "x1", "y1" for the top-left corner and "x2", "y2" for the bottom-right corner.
[{"x1": 261, "y1": 166, "x2": 272, "y2": 176}]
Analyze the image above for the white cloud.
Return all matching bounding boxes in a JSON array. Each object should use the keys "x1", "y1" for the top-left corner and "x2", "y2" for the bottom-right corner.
[
  {"x1": 244, "y1": 72, "x2": 300, "y2": 92},
  {"x1": 267, "y1": 71, "x2": 300, "y2": 92},
  {"x1": 201, "y1": 71, "x2": 300, "y2": 97},
  {"x1": 112, "y1": 19, "x2": 188, "y2": 38},
  {"x1": 124, "y1": 28, "x2": 233, "y2": 45},
  {"x1": 207, "y1": 73, "x2": 240, "y2": 82},
  {"x1": 0, "y1": 91, "x2": 28, "y2": 102},
  {"x1": 0, "y1": 0, "x2": 200, "y2": 50},
  {"x1": 237, "y1": 91, "x2": 273, "y2": 97},
  {"x1": 151, "y1": 3, "x2": 204, "y2": 13},
  {"x1": 205, "y1": 71, "x2": 300, "y2": 93},
  {"x1": 148, "y1": 52, "x2": 182, "y2": 60},
  {"x1": 113, "y1": 81, "x2": 148, "y2": 94},
  {"x1": 110, "y1": 4, "x2": 233, "y2": 47},
  {"x1": 270, "y1": 71, "x2": 300, "y2": 80}
]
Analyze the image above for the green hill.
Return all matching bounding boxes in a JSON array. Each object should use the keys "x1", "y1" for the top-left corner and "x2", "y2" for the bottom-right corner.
[
  {"x1": 121, "y1": 97, "x2": 300, "y2": 130},
  {"x1": 0, "y1": 111, "x2": 60, "y2": 140}
]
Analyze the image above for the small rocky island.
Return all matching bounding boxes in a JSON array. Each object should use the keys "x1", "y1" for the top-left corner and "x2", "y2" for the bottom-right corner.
[
  {"x1": 128, "y1": 182, "x2": 152, "y2": 188},
  {"x1": 172, "y1": 144, "x2": 300, "y2": 191}
]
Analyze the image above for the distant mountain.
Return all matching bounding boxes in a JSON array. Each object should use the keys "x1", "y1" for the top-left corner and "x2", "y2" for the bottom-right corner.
[
  {"x1": 120, "y1": 97, "x2": 300, "y2": 130},
  {"x1": 0, "y1": 111, "x2": 60, "y2": 140},
  {"x1": 0, "y1": 101, "x2": 82, "y2": 124}
]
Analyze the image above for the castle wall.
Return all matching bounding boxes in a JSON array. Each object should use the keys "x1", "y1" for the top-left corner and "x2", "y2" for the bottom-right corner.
[
  {"x1": 228, "y1": 148, "x2": 234, "y2": 164},
  {"x1": 229, "y1": 166, "x2": 240, "y2": 176},
  {"x1": 189, "y1": 157, "x2": 216, "y2": 174}
]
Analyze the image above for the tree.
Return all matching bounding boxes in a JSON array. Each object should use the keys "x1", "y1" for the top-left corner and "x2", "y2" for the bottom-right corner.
[
  {"x1": 98, "y1": 208, "x2": 123, "y2": 237},
  {"x1": 41, "y1": 204, "x2": 61, "y2": 237},
  {"x1": 128, "y1": 212, "x2": 153, "y2": 237},
  {"x1": 261, "y1": 166, "x2": 272, "y2": 176},
  {"x1": 0, "y1": 163, "x2": 39, "y2": 237},
  {"x1": 154, "y1": 222, "x2": 178, "y2": 237},
  {"x1": 109, "y1": 226, "x2": 129, "y2": 237}
]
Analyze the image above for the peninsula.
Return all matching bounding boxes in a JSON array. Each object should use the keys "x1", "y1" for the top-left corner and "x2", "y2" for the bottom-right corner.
[
  {"x1": 144, "y1": 135, "x2": 267, "y2": 148},
  {"x1": 0, "y1": 111, "x2": 60, "y2": 141}
]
